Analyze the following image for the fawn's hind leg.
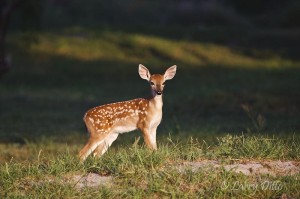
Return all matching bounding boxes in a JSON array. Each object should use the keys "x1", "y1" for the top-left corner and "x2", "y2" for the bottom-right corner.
[
  {"x1": 79, "y1": 136, "x2": 105, "y2": 161},
  {"x1": 93, "y1": 133, "x2": 118, "y2": 157},
  {"x1": 79, "y1": 117, "x2": 107, "y2": 161}
]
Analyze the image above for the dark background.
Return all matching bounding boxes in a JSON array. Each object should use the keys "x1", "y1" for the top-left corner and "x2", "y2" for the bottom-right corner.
[
  {"x1": 9, "y1": 0, "x2": 300, "y2": 29},
  {"x1": 0, "y1": 0, "x2": 300, "y2": 144}
]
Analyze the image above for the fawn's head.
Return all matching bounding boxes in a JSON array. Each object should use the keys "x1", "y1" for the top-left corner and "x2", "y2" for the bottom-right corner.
[{"x1": 138, "y1": 64, "x2": 177, "y2": 96}]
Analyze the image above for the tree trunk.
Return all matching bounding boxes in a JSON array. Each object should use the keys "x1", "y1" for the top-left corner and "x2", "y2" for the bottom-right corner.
[{"x1": 0, "y1": 0, "x2": 19, "y2": 76}]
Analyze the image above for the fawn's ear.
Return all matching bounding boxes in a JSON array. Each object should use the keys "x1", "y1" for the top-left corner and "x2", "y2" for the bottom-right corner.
[
  {"x1": 164, "y1": 65, "x2": 177, "y2": 81},
  {"x1": 139, "y1": 64, "x2": 151, "y2": 81}
]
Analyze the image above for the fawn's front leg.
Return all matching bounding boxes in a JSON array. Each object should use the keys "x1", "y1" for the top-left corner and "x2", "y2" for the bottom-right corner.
[
  {"x1": 150, "y1": 126, "x2": 158, "y2": 149},
  {"x1": 142, "y1": 127, "x2": 157, "y2": 150}
]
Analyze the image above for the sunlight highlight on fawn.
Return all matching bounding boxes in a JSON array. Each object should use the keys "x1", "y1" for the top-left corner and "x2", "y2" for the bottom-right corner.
[{"x1": 79, "y1": 64, "x2": 177, "y2": 161}]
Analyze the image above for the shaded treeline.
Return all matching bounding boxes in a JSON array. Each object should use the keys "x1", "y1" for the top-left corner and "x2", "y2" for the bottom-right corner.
[{"x1": 8, "y1": 0, "x2": 300, "y2": 30}]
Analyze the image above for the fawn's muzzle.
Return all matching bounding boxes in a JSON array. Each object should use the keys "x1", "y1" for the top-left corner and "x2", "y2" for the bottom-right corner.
[{"x1": 156, "y1": 91, "x2": 162, "y2": 95}]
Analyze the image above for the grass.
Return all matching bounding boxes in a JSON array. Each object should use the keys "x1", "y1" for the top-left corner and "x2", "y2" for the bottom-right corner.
[
  {"x1": 0, "y1": 135, "x2": 300, "y2": 198},
  {"x1": 12, "y1": 27, "x2": 299, "y2": 68},
  {"x1": 1, "y1": 136, "x2": 299, "y2": 198},
  {"x1": 0, "y1": 26, "x2": 300, "y2": 198}
]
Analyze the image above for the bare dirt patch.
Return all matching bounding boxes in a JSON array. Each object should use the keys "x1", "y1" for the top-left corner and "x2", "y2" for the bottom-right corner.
[
  {"x1": 175, "y1": 160, "x2": 300, "y2": 176},
  {"x1": 68, "y1": 173, "x2": 113, "y2": 189},
  {"x1": 18, "y1": 173, "x2": 113, "y2": 190}
]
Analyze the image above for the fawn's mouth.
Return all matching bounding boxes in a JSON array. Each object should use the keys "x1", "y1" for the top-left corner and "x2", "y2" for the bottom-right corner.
[{"x1": 156, "y1": 91, "x2": 162, "y2": 95}]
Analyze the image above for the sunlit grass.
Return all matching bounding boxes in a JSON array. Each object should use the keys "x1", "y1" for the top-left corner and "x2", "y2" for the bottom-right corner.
[{"x1": 12, "y1": 29, "x2": 298, "y2": 68}]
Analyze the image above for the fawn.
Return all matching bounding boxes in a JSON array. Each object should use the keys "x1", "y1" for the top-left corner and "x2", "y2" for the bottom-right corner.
[{"x1": 79, "y1": 64, "x2": 177, "y2": 161}]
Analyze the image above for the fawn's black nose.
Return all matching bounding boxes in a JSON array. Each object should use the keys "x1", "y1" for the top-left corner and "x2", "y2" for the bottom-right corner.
[{"x1": 156, "y1": 91, "x2": 162, "y2": 95}]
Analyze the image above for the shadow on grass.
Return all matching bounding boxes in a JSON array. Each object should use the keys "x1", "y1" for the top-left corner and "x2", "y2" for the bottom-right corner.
[{"x1": 0, "y1": 50, "x2": 299, "y2": 145}]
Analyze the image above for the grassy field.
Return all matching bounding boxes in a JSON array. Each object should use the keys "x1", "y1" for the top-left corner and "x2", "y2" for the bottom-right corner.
[{"x1": 0, "y1": 27, "x2": 300, "y2": 198}]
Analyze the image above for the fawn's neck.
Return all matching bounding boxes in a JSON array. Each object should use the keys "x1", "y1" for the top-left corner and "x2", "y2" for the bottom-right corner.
[{"x1": 149, "y1": 92, "x2": 163, "y2": 110}]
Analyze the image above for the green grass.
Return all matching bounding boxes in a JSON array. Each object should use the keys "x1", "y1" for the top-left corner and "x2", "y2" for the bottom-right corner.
[
  {"x1": 1, "y1": 136, "x2": 299, "y2": 198},
  {"x1": 0, "y1": 27, "x2": 300, "y2": 198}
]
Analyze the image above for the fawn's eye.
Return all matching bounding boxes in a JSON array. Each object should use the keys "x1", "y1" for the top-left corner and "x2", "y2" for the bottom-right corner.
[
  {"x1": 150, "y1": 82, "x2": 155, "y2": 85},
  {"x1": 162, "y1": 81, "x2": 166, "y2": 85}
]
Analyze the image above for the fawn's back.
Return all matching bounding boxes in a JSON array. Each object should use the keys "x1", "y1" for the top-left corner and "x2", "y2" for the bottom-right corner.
[{"x1": 84, "y1": 98, "x2": 149, "y2": 135}]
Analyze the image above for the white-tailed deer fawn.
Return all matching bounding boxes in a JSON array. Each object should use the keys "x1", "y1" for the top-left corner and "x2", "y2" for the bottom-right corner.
[{"x1": 79, "y1": 64, "x2": 177, "y2": 161}]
